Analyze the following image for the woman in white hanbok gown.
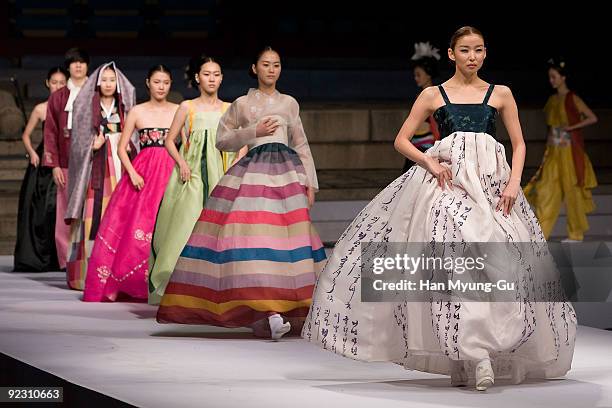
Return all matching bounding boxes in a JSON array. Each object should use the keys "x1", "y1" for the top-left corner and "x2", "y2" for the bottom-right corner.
[{"x1": 302, "y1": 26, "x2": 576, "y2": 392}]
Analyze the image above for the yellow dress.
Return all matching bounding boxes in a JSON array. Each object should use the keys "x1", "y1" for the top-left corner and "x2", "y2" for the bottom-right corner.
[{"x1": 523, "y1": 94, "x2": 597, "y2": 240}]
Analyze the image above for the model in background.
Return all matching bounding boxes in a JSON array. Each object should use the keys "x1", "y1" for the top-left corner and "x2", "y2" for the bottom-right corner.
[
  {"x1": 148, "y1": 55, "x2": 238, "y2": 305},
  {"x1": 524, "y1": 58, "x2": 598, "y2": 242},
  {"x1": 402, "y1": 42, "x2": 441, "y2": 172},
  {"x1": 156, "y1": 47, "x2": 325, "y2": 341},
  {"x1": 14, "y1": 66, "x2": 68, "y2": 272},
  {"x1": 64, "y1": 62, "x2": 137, "y2": 290},
  {"x1": 83, "y1": 65, "x2": 178, "y2": 302},
  {"x1": 43, "y1": 48, "x2": 89, "y2": 270}
]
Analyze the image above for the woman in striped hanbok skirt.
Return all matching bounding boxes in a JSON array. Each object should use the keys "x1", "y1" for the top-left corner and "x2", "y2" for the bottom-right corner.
[{"x1": 156, "y1": 47, "x2": 325, "y2": 340}]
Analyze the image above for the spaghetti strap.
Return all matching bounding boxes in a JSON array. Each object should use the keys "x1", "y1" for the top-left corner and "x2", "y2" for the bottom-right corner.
[
  {"x1": 438, "y1": 85, "x2": 451, "y2": 105},
  {"x1": 187, "y1": 100, "x2": 195, "y2": 135},
  {"x1": 183, "y1": 100, "x2": 195, "y2": 152},
  {"x1": 221, "y1": 101, "x2": 230, "y2": 114},
  {"x1": 483, "y1": 84, "x2": 495, "y2": 105}
]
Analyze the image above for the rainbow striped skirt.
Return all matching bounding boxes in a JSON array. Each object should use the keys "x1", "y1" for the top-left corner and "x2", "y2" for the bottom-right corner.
[{"x1": 156, "y1": 143, "x2": 326, "y2": 327}]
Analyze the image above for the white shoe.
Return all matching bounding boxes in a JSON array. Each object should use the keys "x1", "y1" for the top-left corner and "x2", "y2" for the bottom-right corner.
[
  {"x1": 450, "y1": 360, "x2": 468, "y2": 387},
  {"x1": 475, "y1": 358, "x2": 494, "y2": 391},
  {"x1": 268, "y1": 314, "x2": 291, "y2": 341}
]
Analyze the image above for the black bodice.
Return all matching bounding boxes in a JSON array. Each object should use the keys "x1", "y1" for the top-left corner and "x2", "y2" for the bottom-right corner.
[{"x1": 433, "y1": 84, "x2": 498, "y2": 139}]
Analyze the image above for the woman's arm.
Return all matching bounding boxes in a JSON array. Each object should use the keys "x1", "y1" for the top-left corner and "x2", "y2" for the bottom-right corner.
[
  {"x1": 394, "y1": 87, "x2": 453, "y2": 190},
  {"x1": 567, "y1": 94, "x2": 598, "y2": 131},
  {"x1": 117, "y1": 106, "x2": 143, "y2": 190},
  {"x1": 21, "y1": 103, "x2": 44, "y2": 167},
  {"x1": 233, "y1": 145, "x2": 249, "y2": 164},
  {"x1": 215, "y1": 100, "x2": 263, "y2": 151},
  {"x1": 164, "y1": 101, "x2": 190, "y2": 181},
  {"x1": 287, "y1": 102, "x2": 318, "y2": 207},
  {"x1": 288, "y1": 101, "x2": 318, "y2": 191},
  {"x1": 496, "y1": 85, "x2": 526, "y2": 215},
  {"x1": 43, "y1": 95, "x2": 65, "y2": 187}
]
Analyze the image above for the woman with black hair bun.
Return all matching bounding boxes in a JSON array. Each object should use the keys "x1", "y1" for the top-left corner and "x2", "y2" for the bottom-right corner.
[
  {"x1": 524, "y1": 58, "x2": 598, "y2": 242},
  {"x1": 13, "y1": 66, "x2": 68, "y2": 271},
  {"x1": 148, "y1": 55, "x2": 243, "y2": 305},
  {"x1": 156, "y1": 46, "x2": 325, "y2": 341},
  {"x1": 402, "y1": 42, "x2": 442, "y2": 172},
  {"x1": 302, "y1": 27, "x2": 576, "y2": 391},
  {"x1": 83, "y1": 65, "x2": 178, "y2": 302}
]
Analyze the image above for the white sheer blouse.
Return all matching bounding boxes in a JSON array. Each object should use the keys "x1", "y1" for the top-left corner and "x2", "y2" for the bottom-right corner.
[{"x1": 216, "y1": 88, "x2": 319, "y2": 190}]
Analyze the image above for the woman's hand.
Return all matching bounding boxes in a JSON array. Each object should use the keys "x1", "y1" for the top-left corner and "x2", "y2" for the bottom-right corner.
[
  {"x1": 92, "y1": 131, "x2": 106, "y2": 151},
  {"x1": 52, "y1": 167, "x2": 65, "y2": 188},
  {"x1": 129, "y1": 171, "x2": 145, "y2": 191},
  {"x1": 423, "y1": 156, "x2": 453, "y2": 190},
  {"x1": 178, "y1": 160, "x2": 191, "y2": 182},
  {"x1": 306, "y1": 186, "x2": 315, "y2": 208},
  {"x1": 496, "y1": 178, "x2": 520, "y2": 216},
  {"x1": 255, "y1": 117, "x2": 279, "y2": 137},
  {"x1": 28, "y1": 150, "x2": 40, "y2": 167}
]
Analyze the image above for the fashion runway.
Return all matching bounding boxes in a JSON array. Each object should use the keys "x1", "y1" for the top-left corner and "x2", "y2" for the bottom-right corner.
[{"x1": 0, "y1": 257, "x2": 610, "y2": 408}]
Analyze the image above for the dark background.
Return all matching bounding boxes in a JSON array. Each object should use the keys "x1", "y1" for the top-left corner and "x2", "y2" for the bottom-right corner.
[{"x1": 0, "y1": 1, "x2": 608, "y2": 106}]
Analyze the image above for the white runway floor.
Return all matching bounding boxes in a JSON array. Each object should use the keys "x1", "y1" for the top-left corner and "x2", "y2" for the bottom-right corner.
[{"x1": 1, "y1": 256, "x2": 611, "y2": 408}]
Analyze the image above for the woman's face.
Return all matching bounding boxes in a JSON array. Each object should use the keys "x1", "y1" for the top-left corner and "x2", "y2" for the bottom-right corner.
[
  {"x1": 413, "y1": 66, "x2": 432, "y2": 88},
  {"x1": 148, "y1": 71, "x2": 172, "y2": 101},
  {"x1": 448, "y1": 34, "x2": 486, "y2": 74},
  {"x1": 548, "y1": 68, "x2": 566, "y2": 89},
  {"x1": 47, "y1": 72, "x2": 67, "y2": 93},
  {"x1": 99, "y1": 68, "x2": 117, "y2": 97},
  {"x1": 197, "y1": 61, "x2": 222, "y2": 95},
  {"x1": 252, "y1": 51, "x2": 281, "y2": 87}
]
